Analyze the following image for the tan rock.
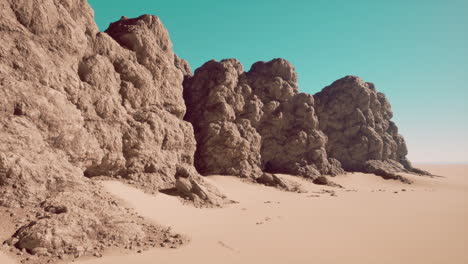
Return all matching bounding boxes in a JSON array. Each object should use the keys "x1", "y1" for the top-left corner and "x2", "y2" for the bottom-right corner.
[
  {"x1": 0, "y1": 0, "x2": 225, "y2": 258},
  {"x1": 314, "y1": 76, "x2": 429, "y2": 180},
  {"x1": 183, "y1": 59, "x2": 343, "y2": 179}
]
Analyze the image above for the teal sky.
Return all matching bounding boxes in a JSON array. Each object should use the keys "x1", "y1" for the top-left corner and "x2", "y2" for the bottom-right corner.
[{"x1": 89, "y1": 0, "x2": 468, "y2": 163}]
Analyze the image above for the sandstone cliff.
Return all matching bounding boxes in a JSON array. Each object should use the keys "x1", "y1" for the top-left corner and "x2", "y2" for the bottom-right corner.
[
  {"x1": 0, "y1": 0, "x2": 427, "y2": 261},
  {"x1": 0, "y1": 0, "x2": 223, "y2": 261}
]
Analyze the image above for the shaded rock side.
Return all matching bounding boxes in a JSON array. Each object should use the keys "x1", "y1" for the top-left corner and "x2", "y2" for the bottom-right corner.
[
  {"x1": 314, "y1": 75, "x2": 429, "y2": 179},
  {"x1": 183, "y1": 59, "x2": 344, "y2": 179},
  {"x1": 0, "y1": 0, "x2": 224, "y2": 259}
]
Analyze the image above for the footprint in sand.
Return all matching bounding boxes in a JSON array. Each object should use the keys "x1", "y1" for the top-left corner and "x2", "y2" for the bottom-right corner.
[
  {"x1": 256, "y1": 217, "x2": 272, "y2": 225},
  {"x1": 311, "y1": 189, "x2": 337, "y2": 196},
  {"x1": 218, "y1": 241, "x2": 239, "y2": 253},
  {"x1": 264, "y1": 201, "x2": 281, "y2": 204}
]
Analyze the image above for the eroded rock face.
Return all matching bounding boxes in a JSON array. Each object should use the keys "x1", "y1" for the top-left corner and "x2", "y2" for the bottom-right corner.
[
  {"x1": 183, "y1": 59, "x2": 344, "y2": 179},
  {"x1": 0, "y1": 0, "x2": 222, "y2": 259},
  {"x1": 0, "y1": 0, "x2": 426, "y2": 259},
  {"x1": 314, "y1": 76, "x2": 428, "y2": 179}
]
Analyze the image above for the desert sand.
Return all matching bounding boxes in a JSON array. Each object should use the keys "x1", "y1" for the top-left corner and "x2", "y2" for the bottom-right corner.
[{"x1": 1, "y1": 165, "x2": 467, "y2": 263}]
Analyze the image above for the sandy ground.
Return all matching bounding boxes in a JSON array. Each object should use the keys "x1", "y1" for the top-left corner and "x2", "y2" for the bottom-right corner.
[
  {"x1": 0, "y1": 210, "x2": 19, "y2": 264},
  {"x1": 1, "y1": 164, "x2": 467, "y2": 263}
]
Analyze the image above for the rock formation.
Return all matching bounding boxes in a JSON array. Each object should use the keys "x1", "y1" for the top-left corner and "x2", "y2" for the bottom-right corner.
[
  {"x1": 184, "y1": 62, "x2": 426, "y2": 182},
  {"x1": 314, "y1": 76, "x2": 429, "y2": 181},
  {"x1": 183, "y1": 59, "x2": 343, "y2": 180},
  {"x1": 0, "y1": 0, "x2": 223, "y2": 260},
  {"x1": 0, "y1": 0, "x2": 427, "y2": 261}
]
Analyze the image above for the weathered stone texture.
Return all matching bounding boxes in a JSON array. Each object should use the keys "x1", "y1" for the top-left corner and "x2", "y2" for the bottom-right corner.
[
  {"x1": 314, "y1": 75, "x2": 428, "y2": 179},
  {"x1": 0, "y1": 0, "x2": 222, "y2": 258},
  {"x1": 183, "y1": 59, "x2": 344, "y2": 179}
]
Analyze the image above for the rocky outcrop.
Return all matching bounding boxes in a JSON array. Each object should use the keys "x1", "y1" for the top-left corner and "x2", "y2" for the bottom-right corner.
[
  {"x1": 183, "y1": 59, "x2": 344, "y2": 180},
  {"x1": 0, "y1": 0, "x2": 427, "y2": 260},
  {"x1": 314, "y1": 76, "x2": 429, "y2": 180},
  {"x1": 0, "y1": 0, "x2": 223, "y2": 260},
  {"x1": 184, "y1": 62, "x2": 426, "y2": 182}
]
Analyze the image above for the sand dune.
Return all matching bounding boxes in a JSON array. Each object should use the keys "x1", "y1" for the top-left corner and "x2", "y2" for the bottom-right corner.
[
  {"x1": 1, "y1": 165, "x2": 467, "y2": 264},
  {"x1": 77, "y1": 164, "x2": 467, "y2": 264}
]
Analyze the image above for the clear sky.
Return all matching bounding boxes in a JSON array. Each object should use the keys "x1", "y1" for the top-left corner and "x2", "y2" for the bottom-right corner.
[{"x1": 88, "y1": 0, "x2": 468, "y2": 164}]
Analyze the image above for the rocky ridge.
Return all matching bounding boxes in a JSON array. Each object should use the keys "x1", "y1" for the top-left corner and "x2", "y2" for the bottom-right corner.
[
  {"x1": 0, "y1": 0, "x2": 428, "y2": 261},
  {"x1": 183, "y1": 60, "x2": 427, "y2": 182}
]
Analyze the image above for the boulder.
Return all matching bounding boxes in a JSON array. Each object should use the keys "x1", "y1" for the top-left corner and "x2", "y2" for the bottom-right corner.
[
  {"x1": 314, "y1": 76, "x2": 429, "y2": 179},
  {"x1": 256, "y1": 173, "x2": 302, "y2": 192},
  {"x1": 313, "y1": 176, "x2": 329, "y2": 185}
]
